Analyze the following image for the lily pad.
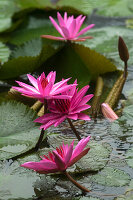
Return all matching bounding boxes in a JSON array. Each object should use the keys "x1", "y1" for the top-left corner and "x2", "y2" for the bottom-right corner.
[
  {"x1": 0, "y1": 0, "x2": 16, "y2": 32},
  {"x1": 91, "y1": 167, "x2": 131, "y2": 187},
  {"x1": 0, "y1": 42, "x2": 10, "y2": 63},
  {"x1": 115, "y1": 179, "x2": 133, "y2": 199},
  {"x1": 0, "y1": 161, "x2": 56, "y2": 200},
  {"x1": 82, "y1": 27, "x2": 133, "y2": 68},
  {"x1": 73, "y1": 43, "x2": 117, "y2": 80},
  {"x1": 126, "y1": 148, "x2": 133, "y2": 169},
  {"x1": 0, "y1": 101, "x2": 41, "y2": 160},
  {"x1": 0, "y1": 39, "x2": 63, "y2": 80}
]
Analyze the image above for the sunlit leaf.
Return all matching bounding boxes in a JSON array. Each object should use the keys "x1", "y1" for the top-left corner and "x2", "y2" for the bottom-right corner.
[{"x1": 0, "y1": 42, "x2": 10, "y2": 63}]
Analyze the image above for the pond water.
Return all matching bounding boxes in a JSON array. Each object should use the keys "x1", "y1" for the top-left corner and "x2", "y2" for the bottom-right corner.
[{"x1": 0, "y1": 12, "x2": 133, "y2": 200}]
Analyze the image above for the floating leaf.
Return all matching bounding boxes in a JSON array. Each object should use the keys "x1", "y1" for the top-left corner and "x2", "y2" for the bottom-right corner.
[
  {"x1": 126, "y1": 148, "x2": 133, "y2": 169},
  {"x1": 83, "y1": 27, "x2": 133, "y2": 68},
  {"x1": 0, "y1": 39, "x2": 63, "y2": 80},
  {"x1": 91, "y1": 167, "x2": 130, "y2": 187},
  {"x1": 0, "y1": 0, "x2": 17, "y2": 32},
  {"x1": 0, "y1": 101, "x2": 41, "y2": 160},
  {"x1": 96, "y1": 0, "x2": 133, "y2": 17},
  {"x1": 72, "y1": 43, "x2": 116, "y2": 80},
  {"x1": 0, "y1": 42, "x2": 10, "y2": 63}
]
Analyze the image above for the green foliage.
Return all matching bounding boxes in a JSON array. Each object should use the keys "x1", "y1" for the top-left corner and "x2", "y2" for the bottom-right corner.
[
  {"x1": 73, "y1": 43, "x2": 116, "y2": 80},
  {"x1": 0, "y1": 42, "x2": 10, "y2": 63},
  {"x1": 0, "y1": 0, "x2": 17, "y2": 32},
  {"x1": 126, "y1": 148, "x2": 133, "y2": 169},
  {"x1": 0, "y1": 101, "x2": 41, "y2": 160},
  {"x1": 91, "y1": 167, "x2": 131, "y2": 187},
  {"x1": 0, "y1": 39, "x2": 64, "y2": 79},
  {"x1": 83, "y1": 27, "x2": 133, "y2": 68}
]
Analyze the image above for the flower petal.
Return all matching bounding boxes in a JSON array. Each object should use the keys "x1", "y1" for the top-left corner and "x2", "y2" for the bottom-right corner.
[
  {"x1": 53, "y1": 151, "x2": 66, "y2": 170},
  {"x1": 101, "y1": 103, "x2": 118, "y2": 122},
  {"x1": 76, "y1": 24, "x2": 95, "y2": 37},
  {"x1": 77, "y1": 113, "x2": 91, "y2": 121},
  {"x1": 49, "y1": 16, "x2": 65, "y2": 37},
  {"x1": 64, "y1": 143, "x2": 73, "y2": 165},
  {"x1": 69, "y1": 147, "x2": 90, "y2": 167},
  {"x1": 27, "y1": 74, "x2": 38, "y2": 89},
  {"x1": 41, "y1": 35, "x2": 65, "y2": 41}
]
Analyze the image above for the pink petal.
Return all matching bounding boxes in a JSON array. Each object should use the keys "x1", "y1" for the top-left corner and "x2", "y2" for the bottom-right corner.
[
  {"x1": 72, "y1": 104, "x2": 91, "y2": 113},
  {"x1": 21, "y1": 160, "x2": 58, "y2": 173},
  {"x1": 72, "y1": 136, "x2": 91, "y2": 159},
  {"x1": 52, "y1": 78, "x2": 71, "y2": 92},
  {"x1": 41, "y1": 35, "x2": 65, "y2": 41},
  {"x1": 77, "y1": 113, "x2": 91, "y2": 121},
  {"x1": 68, "y1": 114, "x2": 78, "y2": 120},
  {"x1": 69, "y1": 147, "x2": 90, "y2": 167},
  {"x1": 101, "y1": 103, "x2": 118, "y2": 122},
  {"x1": 64, "y1": 143, "x2": 73, "y2": 165},
  {"x1": 64, "y1": 12, "x2": 67, "y2": 23},
  {"x1": 27, "y1": 74, "x2": 38, "y2": 89},
  {"x1": 60, "y1": 26, "x2": 70, "y2": 39},
  {"x1": 53, "y1": 151, "x2": 66, "y2": 170},
  {"x1": 75, "y1": 15, "x2": 85, "y2": 33},
  {"x1": 16, "y1": 81, "x2": 39, "y2": 93},
  {"x1": 34, "y1": 113, "x2": 60, "y2": 123},
  {"x1": 49, "y1": 16, "x2": 65, "y2": 37},
  {"x1": 57, "y1": 12, "x2": 65, "y2": 27},
  {"x1": 44, "y1": 82, "x2": 53, "y2": 96},
  {"x1": 79, "y1": 94, "x2": 93, "y2": 106},
  {"x1": 54, "y1": 115, "x2": 67, "y2": 127},
  {"x1": 76, "y1": 24, "x2": 95, "y2": 37},
  {"x1": 69, "y1": 19, "x2": 76, "y2": 38},
  {"x1": 46, "y1": 71, "x2": 56, "y2": 84},
  {"x1": 40, "y1": 118, "x2": 59, "y2": 130}
]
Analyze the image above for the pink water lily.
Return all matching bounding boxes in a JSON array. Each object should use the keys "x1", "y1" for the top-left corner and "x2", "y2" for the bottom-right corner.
[
  {"x1": 41, "y1": 12, "x2": 95, "y2": 41},
  {"x1": 35, "y1": 82, "x2": 93, "y2": 130},
  {"x1": 21, "y1": 136, "x2": 90, "y2": 173},
  {"x1": 12, "y1": 71, "x2": 75, "y2": 102},
  {"x1": 101, "y1": 103, "x2": 118, "y2": 122}
]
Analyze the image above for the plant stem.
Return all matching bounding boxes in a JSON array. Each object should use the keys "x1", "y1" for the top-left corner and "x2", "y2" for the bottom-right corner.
[
  {"x1": 34, "y1": 99, "x2": 48, "y2": 151},
  {"x1": 124, "y1": 61, "x2": 128, "y2": 78},
  {"x1": 64, "y1": 171, "x2": 90, "y2": 193},
  {"x1": 67, "y1": 118, "x2": 81, "y2": 141},
  {"x1": 91, "y1": 76, "x2": 104, "y2": 117}
]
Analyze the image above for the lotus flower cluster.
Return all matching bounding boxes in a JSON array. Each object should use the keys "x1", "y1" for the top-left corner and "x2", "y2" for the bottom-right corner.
[
  {"x1": 41, "y1": 12, "x2": 95, "y2": 41},
  {"x1": 12, "y1": 71, "x2": 76, "y2": 103},
  {"x1": 21, "y1": 136, "x2": 91, "y2": 173},
  {"x1": 35, "y1": 82, "x2": 93, "y2": 130}
]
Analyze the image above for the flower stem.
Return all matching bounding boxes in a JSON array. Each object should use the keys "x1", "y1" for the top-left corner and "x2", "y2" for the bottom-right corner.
[
  {"x1": 64, "y1": 171, "x2": 90, "y2": 193},
  {"x1": 67, "y1": 118, "x2": 81, "y2": 141},
  {"x1": 35, "y1": 99, "x2": 48, "y2": 151}
]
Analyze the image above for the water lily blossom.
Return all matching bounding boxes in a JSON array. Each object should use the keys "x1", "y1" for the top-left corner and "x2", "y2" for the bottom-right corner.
[
  {"x1": 12, "y1": 71, "x2": 75, "y2": 102},
  {"x1": 35, "y1": 84, "x2": 93, "y2": 130},
  {"x1": 41, "y1": 12, "x2": 95, "y2": 41},
  {"x1": 21, "y1": 136, "x2": 90, "y2": 173},
  {"x1": 101, "y1": 103, "x2": 118, "y2": 122}
]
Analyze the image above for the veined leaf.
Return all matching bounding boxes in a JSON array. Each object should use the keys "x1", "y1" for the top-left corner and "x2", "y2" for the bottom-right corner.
[
  {"x1": 0, "y1": 101, "x2": 41, "y2": 160},
  {"x1": 0, "y1": 39, "x2": 64, "y2": 80},
  {"x1": 0, "y1": 42, "x2": 10, "y2": 63}
]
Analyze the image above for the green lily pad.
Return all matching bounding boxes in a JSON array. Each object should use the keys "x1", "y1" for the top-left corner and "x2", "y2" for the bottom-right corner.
[
  {"x1": 0, "y1": 101, "x2": 41, "y2": 160},
  {"x1": 126, "y1": 148, "x2": 133, "y2": 169},
  {"x1": 0, "y1": 39, "x2": 63, "y2": 80},
  {"x1": 73, "y1": 43, "x2": 117, "y2": 80},
  {"x1": 96, "y1": 0, "x2": 133, "y2": 17},
  {"x1": 115, "y1": 179, "x2": 133, "y2": 200},
  {"x1": 0, "y1": 0, "x2": 16, "y2": 32},
  {"x1": 91, "y1": 167, "x2": 131, "y2": 187},
  {"x1": 0, "y1": 42, "x2": 10, "y2": 63},
  {"x1": 82, "y1": 27, "x2": 133, "y2": 68},
  {"x1": 78, "y1": 197, "x2": 101, "y2": 200},
  {"x1": 0, "y1": 160, "x2": 56, "y2": 200}
]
